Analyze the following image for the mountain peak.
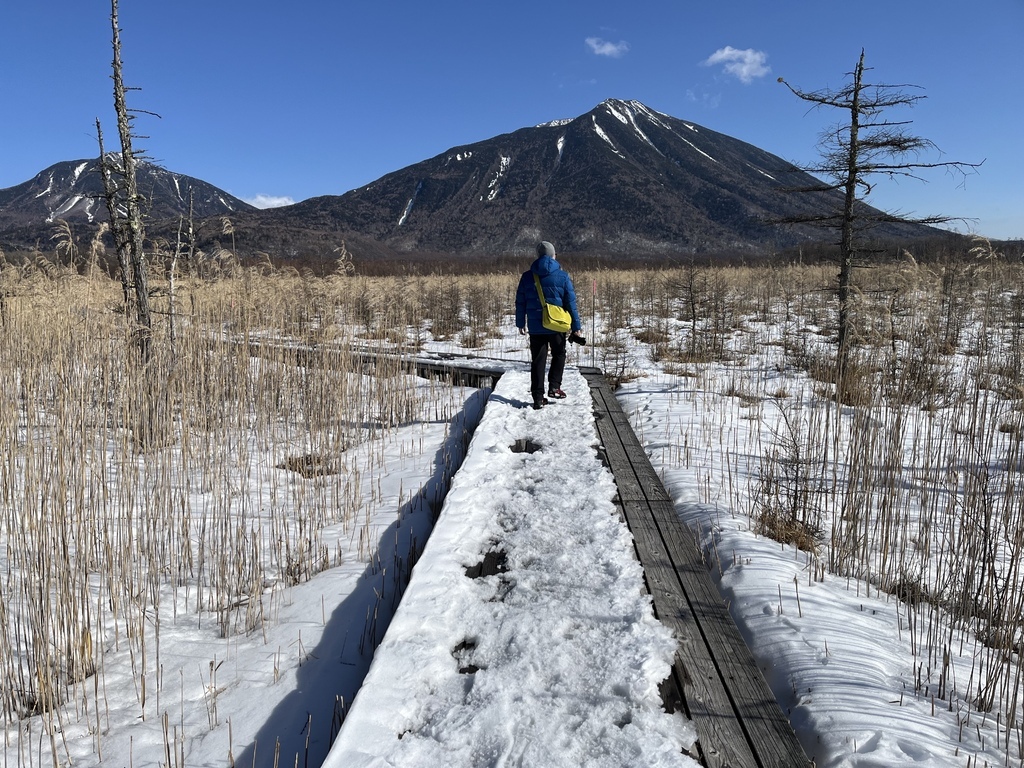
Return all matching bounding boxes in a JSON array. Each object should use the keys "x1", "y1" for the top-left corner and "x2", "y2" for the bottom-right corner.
[
  {"x1": 0, "y1": 158, "x2": 255, "y2": 247},
  {"x1": 1, "y1": 100, "x2": 936, "y2": 261},
  {"x1": 243, "y1": 98, "x2": 931, "y2": 259}
]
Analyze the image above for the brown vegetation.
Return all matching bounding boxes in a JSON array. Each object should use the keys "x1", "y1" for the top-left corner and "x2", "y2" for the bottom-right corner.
[{"x1": 4, "y1": 239, "x2": 1024, "y2": 758}]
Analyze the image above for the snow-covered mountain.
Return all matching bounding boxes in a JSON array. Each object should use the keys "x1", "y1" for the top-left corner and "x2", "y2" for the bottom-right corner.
[
  {"x1": 243, "y1": 98, "x2": 934, "y2": 259},
  {"x1": 1, "y1": 100, "x2": 937, "y2": 261},
  {"x1": 0, "y1": 158, "x2": 253, "y2": 247}
]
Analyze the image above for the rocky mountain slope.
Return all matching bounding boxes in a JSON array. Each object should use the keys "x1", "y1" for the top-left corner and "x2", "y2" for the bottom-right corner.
[
  {"x1": 0, "y1": 158, "x2": 253, "y2": 248},
  {"x1": 240, "y1": 99, "x2": 934, "y2": 260},
  {"x1": 1, "y1": 100, "x2": 936, "y2": 261}
]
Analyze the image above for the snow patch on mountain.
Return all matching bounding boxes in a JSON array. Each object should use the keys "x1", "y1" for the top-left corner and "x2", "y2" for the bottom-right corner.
[
  {"x1": 35, "y1": 174, "x2": 54, "y2": 199},
  {"x1": 607, "y1": 101, "x2": 662, "y2": 155},
  {"x1": 47, "y1": 195, "x2": 84, "y2": 222},
  {"x1": 484, "y1": 155, "x2": 511, "y2": 202},
  {"x1": 628, "y1": 100, "x2": 673, "y2": 131},
  {"x1": 445, "y1": 151, "x2": 474, "y2": 166},
  {"x1": 676, "y1": 133, "x2": 717, "y2": 164},
  {"x1": 398, "y1": 181, "x2": 423, "y2": 226},
  {"x1": 592, "y1": 117, "x2": 623, "y2": 157},
  {"x1": 602, "y1": 99, "x2": 671, "y2": 138},
  {"x1": 604, "y1": 102, "x2": 631, "y2": 125}
]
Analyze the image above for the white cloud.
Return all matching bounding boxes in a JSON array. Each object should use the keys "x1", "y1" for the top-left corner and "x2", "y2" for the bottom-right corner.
[
  {"x1": 585, "y1": 37, "x2": 629, "y2": 58},
  {"x1": 702, "y1": 46, "x2": 770, "y2": 84},
  {"x1": 245, "y1": 193, "x2": 296, "y2": 209}
]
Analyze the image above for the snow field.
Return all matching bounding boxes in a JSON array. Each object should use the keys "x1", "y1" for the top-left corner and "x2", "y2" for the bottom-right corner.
[
  {"x1": 618, "y1": 371, "x2": 1015, "y2": 767},
  {"x1": 328, "y1": 369, "x2": 698, "y2": 768},
  {"x1": 0, "y1": 364, "x2": 485, "y2": 768},
  {"x1": 7, "y1": 262, "x2": 1022, "y2": 768}
]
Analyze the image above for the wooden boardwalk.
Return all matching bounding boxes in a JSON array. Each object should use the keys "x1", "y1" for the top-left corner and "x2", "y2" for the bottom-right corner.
[
  {"x1": 582, "y1": 367, "x2": 811, "y2": 768},
  {"x1": 244, "y1": 342, "x2": 504, "y2": 389},
  {"x1": 246, "y1": 343, "x2": 810, "y2": 766}
]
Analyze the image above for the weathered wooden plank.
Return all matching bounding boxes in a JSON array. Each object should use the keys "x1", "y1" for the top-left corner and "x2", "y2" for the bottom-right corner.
[
  {"x1": 593, "y1": 415, "x2": 649, "y2": 502},
  {"x1": 587, "y1": 377, "x2": 619, "y2": 414},
  {"x1": 593, "y1": 414, "x2": 664, "y2": 499},
  {"x1": 620, "y1": 499, "x2": 760, "y2": 768},
  {"x1": 590, "y1": 386, "x2": 674, "y2": 504},
  {"x1": 589, "y1": 409, "x2": 643, "y2": 493},
  {"x1": 583, "y1": 369, "x2": 811, "y2": 768},
  {"x1": 623, "y1": 454, "x2": 674, "y2": 503},
  {"x1": 642, "y1": 500, "x2": 810, "y2": 768},
  {"x1": 246, "y1": 343, "x2": 507, "y2": 389},
  {"x1": 603, "y1": 416, "x2": 759, "y2": 765}
]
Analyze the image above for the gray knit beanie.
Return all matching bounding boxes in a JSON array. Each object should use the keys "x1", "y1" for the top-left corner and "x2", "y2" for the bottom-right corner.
[{"x1": 537, "y1": 241, "x2": 556, "y2": 258}]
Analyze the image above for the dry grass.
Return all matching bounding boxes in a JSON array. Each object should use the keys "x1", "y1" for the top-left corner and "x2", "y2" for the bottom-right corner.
[
  {"x1": 602, "y1": 256, "x2": 1024, "y2": 751},
  {"x1": 754, "y1": 507, "x2": 821, "y2": 554},
  {"x1": 6, "y1": 250, "x2": 1024, "y2": 760},
  {"x1": 0, "y1": 261, "x2": 471, "y2": 733}
]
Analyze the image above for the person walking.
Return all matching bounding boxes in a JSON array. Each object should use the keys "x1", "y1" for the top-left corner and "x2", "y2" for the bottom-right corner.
[{"x1": 515, "y1": 241, "x2": 582, "y2": 410}]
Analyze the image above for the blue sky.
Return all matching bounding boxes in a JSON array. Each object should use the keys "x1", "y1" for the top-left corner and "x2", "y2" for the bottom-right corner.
[{"x1": 2, "y1": 1, "x2": 1021, "y2": 239}]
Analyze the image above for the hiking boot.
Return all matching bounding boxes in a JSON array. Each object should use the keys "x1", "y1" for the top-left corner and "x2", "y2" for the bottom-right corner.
[
  {"x1": 532, "y1": 397, "x2": 550, "y2": 410},
  {"x1": 547, "y1": 388, "x2": 566, "y2": 399}
]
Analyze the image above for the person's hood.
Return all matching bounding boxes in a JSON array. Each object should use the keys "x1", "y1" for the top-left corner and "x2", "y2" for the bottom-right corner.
[{"x1": 531, "y1": 255, "x2": 560, "y2": 278}]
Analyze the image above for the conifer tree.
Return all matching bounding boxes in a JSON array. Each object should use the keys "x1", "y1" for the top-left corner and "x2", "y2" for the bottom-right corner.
[{"x1": 778, "y1": 49, "x2": 980, "y2": 382}]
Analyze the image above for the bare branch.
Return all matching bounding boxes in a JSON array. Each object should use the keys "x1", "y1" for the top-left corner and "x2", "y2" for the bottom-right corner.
[{"x1": 778, "y1": 49, "x2": 980, "y2": 377}]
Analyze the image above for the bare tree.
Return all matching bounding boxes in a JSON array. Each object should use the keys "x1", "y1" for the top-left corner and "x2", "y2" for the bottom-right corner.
[
  {"x1": 96, "y1": 0, "x2": 174, "y2": 449},
  {"x1": 778, "y1": 49, "x2": 981, "y2": 379},
  {"x1": 96, "y1": 119, "x2": 131, "y2": 304},
  {"x1": 98, "y1": 0, "x2": 153, "y2": 358}
]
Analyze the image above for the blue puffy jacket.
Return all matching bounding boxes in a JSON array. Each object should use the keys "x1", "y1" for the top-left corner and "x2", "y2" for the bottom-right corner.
[{"x1": 515, "y1": 255, "x2": 581, "y2": 334}]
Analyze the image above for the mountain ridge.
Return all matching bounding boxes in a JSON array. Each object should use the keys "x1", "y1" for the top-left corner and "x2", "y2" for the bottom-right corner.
[
  {"x1": 0, "y1": 158, "x2": 254, "y2": 249},
  {"x1": 223, "y1": 98, "x2": 937, "y2": 259},
  {"x1": 1, "y1": 99, "x2": 937, "y2": 261}
]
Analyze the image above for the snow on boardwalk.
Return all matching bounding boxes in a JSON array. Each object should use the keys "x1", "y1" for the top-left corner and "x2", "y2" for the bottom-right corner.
[{"x1": 327, "y1": 368, "x2": 699, "y2": 767}]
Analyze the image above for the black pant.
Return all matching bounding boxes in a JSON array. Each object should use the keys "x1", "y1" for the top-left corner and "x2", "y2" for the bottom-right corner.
[{"x1": 529, "y1": 332, "x2": 566, "y2": 403}]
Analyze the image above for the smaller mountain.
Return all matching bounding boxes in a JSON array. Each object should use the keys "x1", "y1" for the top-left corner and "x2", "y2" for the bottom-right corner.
[
  {"x1": 0, "y1": 158, "x2": 253, "y2": 248},
  {"x1": 1, "y1": 100, "x2": 941, "y2": 263}
]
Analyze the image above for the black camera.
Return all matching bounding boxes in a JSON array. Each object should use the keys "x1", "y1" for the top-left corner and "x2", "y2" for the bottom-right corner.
[{"x1": 568, "y1": 331, "x2": 586, "y2": 346}]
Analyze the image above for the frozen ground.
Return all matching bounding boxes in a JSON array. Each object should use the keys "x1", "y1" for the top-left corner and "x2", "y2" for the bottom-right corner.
[
  {"x1": 327, "y1": 369, "x2": 698, "y2": 768},
  {"x1": 3, "y1": 319, "x2": 1017, "y2": 767}
]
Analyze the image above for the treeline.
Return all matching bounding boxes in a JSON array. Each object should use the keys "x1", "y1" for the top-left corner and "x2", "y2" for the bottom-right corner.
[{"x1": 3, "y1": 230, "x2": 1021, "y2": 280}]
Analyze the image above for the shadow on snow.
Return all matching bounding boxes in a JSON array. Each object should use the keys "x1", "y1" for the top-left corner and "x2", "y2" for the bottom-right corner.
[{"x1": 234, "y1": 387, "x2": 491, "y2": 768}]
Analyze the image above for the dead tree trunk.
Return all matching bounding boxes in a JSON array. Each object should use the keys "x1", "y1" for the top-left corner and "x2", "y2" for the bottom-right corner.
[
  {"x1": 95, "y1": 119, "x2": 132, "y2": 309},
  {"x1": 835, "y1": 50, "x2": 865, "y2": 375},
  {"x1": 108, "y1": 0, "x2": 151, "y2": 359},
  {"x1": 97, "y1": 0, "x2": 173, "y2": 450},
  {"x1": 778, "y1": 49, "x2": 980, "y2": 399}
]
